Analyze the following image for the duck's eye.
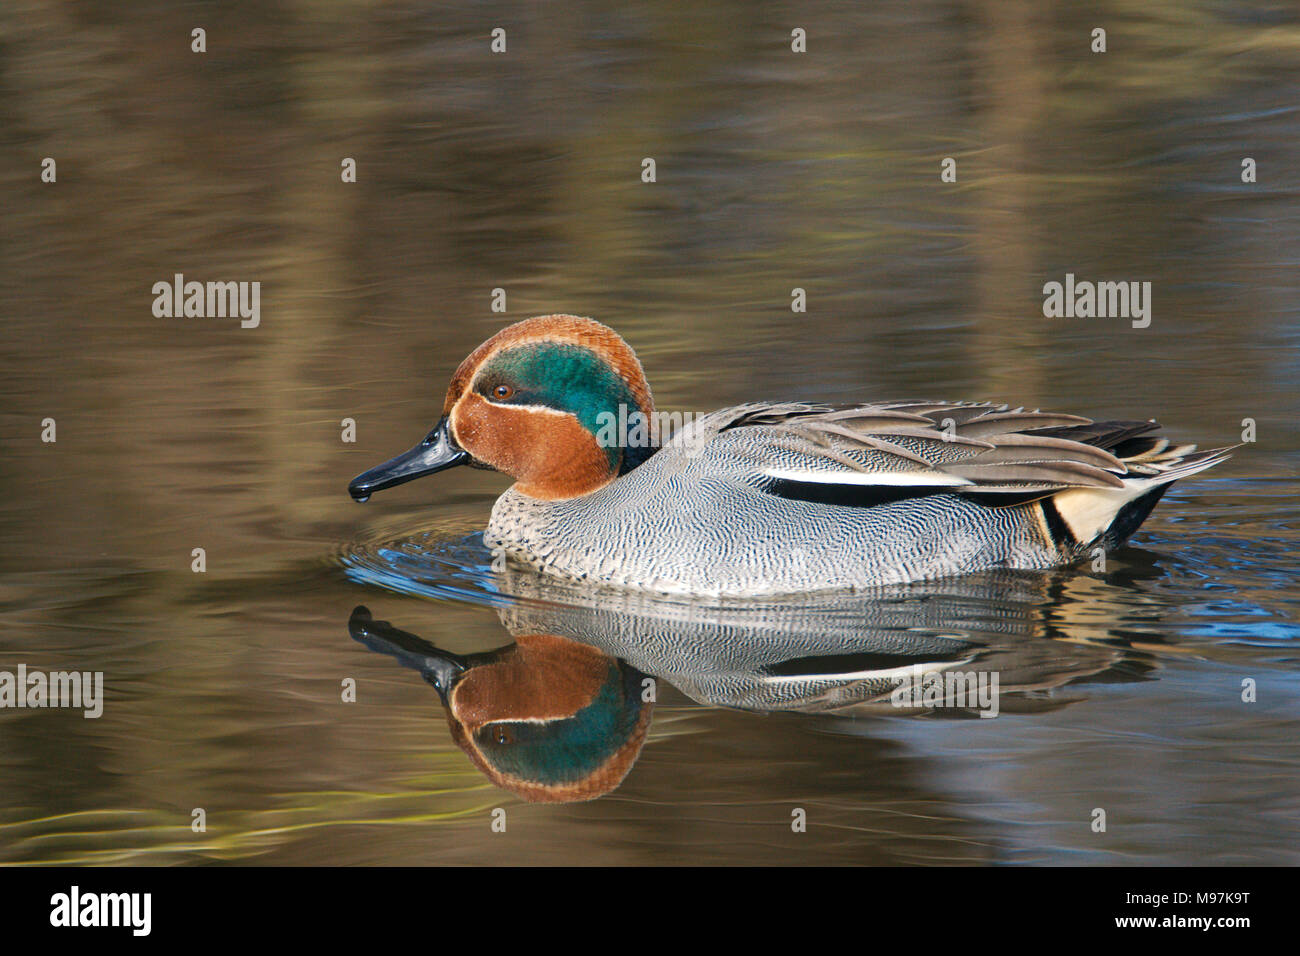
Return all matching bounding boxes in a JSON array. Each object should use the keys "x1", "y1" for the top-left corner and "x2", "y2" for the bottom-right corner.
[
  {"x1": 492, "y1": 384, "x2": 514, "y2": 401},
  {"x1": 493, "y1": 726, "x2": 512, "y2": 745}
]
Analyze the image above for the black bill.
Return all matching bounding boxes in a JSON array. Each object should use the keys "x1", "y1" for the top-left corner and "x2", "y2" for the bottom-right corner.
[{"x1": 348, "y1": 415, "x2": 468, "y2": 502}]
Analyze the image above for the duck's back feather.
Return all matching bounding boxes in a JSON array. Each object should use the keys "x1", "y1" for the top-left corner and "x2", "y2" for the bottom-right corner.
[{"x1": 675, "y1": 400, "x2": 1230, "y2": 501}]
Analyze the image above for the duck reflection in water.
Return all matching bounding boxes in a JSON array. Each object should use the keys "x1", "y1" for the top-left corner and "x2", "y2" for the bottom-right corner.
[
  {"x1": 350, "y1": 607, "x2": 653, "y2": 803},
  {"x1": 347, "y1": 563, "x2": 1151, "y2": 803}
]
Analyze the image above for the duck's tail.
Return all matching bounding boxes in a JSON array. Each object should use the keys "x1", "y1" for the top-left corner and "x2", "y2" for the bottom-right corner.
[{"x1": 1040, "y1": 434, "x2": 1236, "y2": 551}]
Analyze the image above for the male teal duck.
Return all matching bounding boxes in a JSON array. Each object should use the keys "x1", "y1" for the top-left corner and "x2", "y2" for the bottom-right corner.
[{"x1": 348, "y1": 315, "x2": 1232, "y2": 597}]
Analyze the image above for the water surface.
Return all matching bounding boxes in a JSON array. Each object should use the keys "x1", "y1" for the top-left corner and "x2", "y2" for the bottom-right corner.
[{"x1": 0, "y1": 1, "x2": 1297, "y2": 865}]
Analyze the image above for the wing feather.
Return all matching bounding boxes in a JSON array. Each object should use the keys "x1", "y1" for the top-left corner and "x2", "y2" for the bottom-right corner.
[{"x1": 708, "y1": 400, "x2": 1143, "y2": 497}]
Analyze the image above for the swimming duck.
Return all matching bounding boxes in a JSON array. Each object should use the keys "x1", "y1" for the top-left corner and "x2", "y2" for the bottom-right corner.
[{"x1": 348, "y1": 315, "x2": 1232, "y2": 596}]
